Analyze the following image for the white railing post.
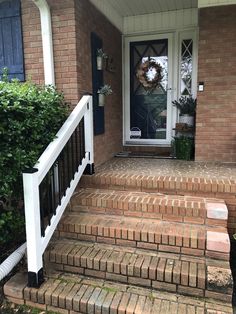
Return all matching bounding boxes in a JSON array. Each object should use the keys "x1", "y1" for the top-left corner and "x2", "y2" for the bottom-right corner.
[
  {"x1": 84, "y1": 95, "x2": 94, "y2": 175},
  {"x1": 22, "y1": 169, "x2": 44, "y2": 287}
]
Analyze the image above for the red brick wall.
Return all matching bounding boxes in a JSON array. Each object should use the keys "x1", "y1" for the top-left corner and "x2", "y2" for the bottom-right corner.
[
  {"x1": 21, "y1": 1, "x2": 44, "y2": 85},
  {"x1": 21, "y1": 0, "x2": 79, "y2": 105},
  {"x1": 195, "y1": 5, "x2": 236, "y2": 162},
  {"x1": 75, "y1": 0, "x2": 123, "y2": 166},
  {"x1": 21, "y1": 0, "x2": 122, "y2": 166}
]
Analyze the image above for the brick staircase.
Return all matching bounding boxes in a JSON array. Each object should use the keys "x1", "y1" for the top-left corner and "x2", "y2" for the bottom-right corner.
[{"x1": 4, "y1": 169, "x2": 234, "y2": 313}]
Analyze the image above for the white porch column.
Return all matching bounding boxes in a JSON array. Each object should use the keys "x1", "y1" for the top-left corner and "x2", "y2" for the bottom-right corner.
[{"x1": 32, "y1": 0, "x2": 55, "y2": 86}]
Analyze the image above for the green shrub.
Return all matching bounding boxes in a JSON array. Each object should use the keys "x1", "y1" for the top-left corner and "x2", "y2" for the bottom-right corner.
[
  {"x1": 0, "y1": 78, "x2": 68, "y2": 247},
  {"x1": 0, "y1": 210, "x2": 25, "y2": 246},
  {"x1": 0, "y1": 80, "x2": 68, "y2": 198},
  {"x1": 174, "y1": 136, "x2": 194, "y2": 160}
]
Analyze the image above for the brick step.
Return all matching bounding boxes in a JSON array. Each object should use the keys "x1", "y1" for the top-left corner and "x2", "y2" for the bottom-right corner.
[
  {"x1": 57, "y1": 213, "x2": 230, "y2": 260},
  {"x1": 72, "y1": 188, "x2": 228, "y2": 227},
  {"x1": 4, "y1": 272, "x2": 233, "y2": 313},
  {"x1": 79, "y1": 170, "x2": 236, "y2": 196},
  {"x1": 45, "y1": 239, "x2": 233, "y2": 302}
]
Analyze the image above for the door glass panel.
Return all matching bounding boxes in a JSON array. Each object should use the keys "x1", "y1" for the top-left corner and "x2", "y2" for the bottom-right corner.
[
  {"x1": 130, "y1": 39, "x2": 168, "y2": 140},
  {"x1": 180, "y1": 39, "x2": 193, "y2": 96}
]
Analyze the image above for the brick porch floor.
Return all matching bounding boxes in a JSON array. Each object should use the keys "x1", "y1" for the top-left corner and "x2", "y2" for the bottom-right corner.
[{"x1": 95, "y1": 158, "x2": 236, "y2": 180}]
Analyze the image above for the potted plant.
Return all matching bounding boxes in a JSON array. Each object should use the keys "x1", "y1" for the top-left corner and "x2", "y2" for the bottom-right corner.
[
  {"x1": 96, "y1": 48, "x2": 108, "y2": 70},
  {"x1": 173, "y1": 136, "x2": 195, "y2": 160},
  {"x1": 97, "y1": 84, "x2": 112, "y2": 106},
  {"x1": 172, "y1": 96, "x2": 197, "y2": 127}
]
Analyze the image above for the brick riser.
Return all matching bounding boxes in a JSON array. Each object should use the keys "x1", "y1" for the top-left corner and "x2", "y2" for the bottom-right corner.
[
  {"x1": 71, "y1": 188, "x2": 228, "y2": 228},
  {"x1": 45, "y1": 240, "x2": 233, "y2": 302},
  {"x1": 57, "y1": 213, "x2": 230, "y2": 261},
  {"x1": 79, "y1": 174, "x2": 236, "y2": 195}
]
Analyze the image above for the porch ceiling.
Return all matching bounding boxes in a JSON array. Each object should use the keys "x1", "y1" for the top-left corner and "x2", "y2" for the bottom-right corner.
[
  {"x1": 89, "y1": 0, "x2": 236, "y2": 32},
  {"x1": 104, "y1": 0, "x2": 198, "y2": 17}
]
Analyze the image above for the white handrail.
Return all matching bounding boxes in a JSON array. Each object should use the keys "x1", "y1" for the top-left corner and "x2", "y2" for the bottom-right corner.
[
  {"x1": 22, "y1": 95, "x2": 93, "y2": 287},
  {"x1": 36, "y1": 95, "x2": 90, "y2": 183}
]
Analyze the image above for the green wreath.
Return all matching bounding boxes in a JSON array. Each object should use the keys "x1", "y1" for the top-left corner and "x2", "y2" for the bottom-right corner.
[{"x1": 136, "y1": 59, "x2": 163, "y2": 91}]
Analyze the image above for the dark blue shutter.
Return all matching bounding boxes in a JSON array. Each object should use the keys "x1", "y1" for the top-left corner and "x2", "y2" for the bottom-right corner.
[
  {"x1": 0, "y1": 0, "x2": 24, "y2": 81},
  {"x1": 91, "y1": 32, "x2": 104, "y2": 135}
]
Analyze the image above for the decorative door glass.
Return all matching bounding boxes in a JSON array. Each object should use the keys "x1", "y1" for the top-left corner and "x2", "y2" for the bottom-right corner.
[
  {"x1": 130, "y1": 39, "x2": 168, "y2": 140},
  {"x1": 180, "y1": 39, "x2": 193, "y2": 96}
]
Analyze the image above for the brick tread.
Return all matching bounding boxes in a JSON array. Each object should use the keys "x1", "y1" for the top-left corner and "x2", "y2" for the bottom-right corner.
[
  {"x1": 46, "y1": 240, "x2": 232, "y2": 299},
  {"x1": 5, "y1": 272, "x2": 233, "y2": 314},
  {"x1": 72, "y1": 188, "x2": 227, "y2": 226},
  {"x1": 58, "y1": 213, "x2": 227, "y2": 258}
]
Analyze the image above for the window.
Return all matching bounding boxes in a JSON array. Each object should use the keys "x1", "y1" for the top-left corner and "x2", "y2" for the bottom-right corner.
[
  {"x1": 0, "y1": 0, "x2": 24, "y2": 81},
  {"x1": 179, "y1": 31, "x2": 197, "y2": 97}
]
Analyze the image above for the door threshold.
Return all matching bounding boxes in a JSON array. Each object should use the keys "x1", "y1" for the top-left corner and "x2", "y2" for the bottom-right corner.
[{"x1": 115, "y1": 151, "x2": 175, "y2": 159}]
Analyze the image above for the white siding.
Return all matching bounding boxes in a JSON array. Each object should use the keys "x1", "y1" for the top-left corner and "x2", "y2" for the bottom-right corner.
[{"x1": 123, "y1": 8, "x2": 198, "y2": 35}]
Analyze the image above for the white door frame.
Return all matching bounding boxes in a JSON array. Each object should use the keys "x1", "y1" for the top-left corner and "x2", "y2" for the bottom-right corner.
[{"x1": 123, "y1": 32, "x2": 175, "y2": 146}]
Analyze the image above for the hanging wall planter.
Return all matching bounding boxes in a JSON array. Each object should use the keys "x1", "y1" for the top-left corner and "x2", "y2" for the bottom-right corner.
[
  {"x1": 96, "y1": 48, "x2": 108, "y2": 70},
  {"x1": 97, "y1": 84, "x2": 113, "y2": 107},
  {"x1": 96, "y1": 56, "x2": 103, "y2": 70},
  {"x1": 98, "y1": 93, "x2": 105, "y2": 106}
]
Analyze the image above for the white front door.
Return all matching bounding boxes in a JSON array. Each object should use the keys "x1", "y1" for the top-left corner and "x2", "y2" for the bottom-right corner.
[{"x1": 124, "y1": 33, "x2": 174, "y2": 146}]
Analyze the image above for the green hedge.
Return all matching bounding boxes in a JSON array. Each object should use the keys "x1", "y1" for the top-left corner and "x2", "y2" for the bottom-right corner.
[{"x1": 0, "y1": 77, "x2": 68, "y2": 247}]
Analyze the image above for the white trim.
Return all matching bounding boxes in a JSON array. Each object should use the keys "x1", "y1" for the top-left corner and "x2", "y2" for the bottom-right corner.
[
  {"x1": 32, "y1": 0, "x2": 55, "y2": 85},
  {"x1": 124, "y1": 33, "x2": 174, "y2": 146},
  {"x1": 198, "y1": 0, "x2": 236, "y2": 8}
]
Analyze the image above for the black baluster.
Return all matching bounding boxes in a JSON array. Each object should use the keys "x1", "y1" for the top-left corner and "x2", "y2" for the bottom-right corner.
[
  {"x1": 61, "y1": 147, "x2": 66, "y2": 197},
  {"x1": 75, "y1": 126, "x2": 79, "y2": 171},
  {"x1": 39, "y1": 184, "x2": 45, "y2": 237},
  {"x1": 66, "y1": 140, "x2": 71, "y2": 188},
  {"x1": 71, "y1": 132, "x2": 75, "y2": 179},
  {"x1": 51, "y1": 167, "x2": 56, "y2": 215}
]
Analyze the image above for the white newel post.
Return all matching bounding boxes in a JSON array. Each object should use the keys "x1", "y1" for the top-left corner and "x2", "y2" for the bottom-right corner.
[
  {"x1": 23, "y1": 169, "x2": 44, "y2": 287},
  {"x1": 84, "y1": 96, "x2": 94, "y2": 174}
]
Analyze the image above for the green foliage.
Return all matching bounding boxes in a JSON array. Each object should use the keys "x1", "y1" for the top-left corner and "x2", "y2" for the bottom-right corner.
[
  {"x1": 0, "y1": 79, "x2": 68, "y2": 199},
  {"x1": 0, "y1": 210, "x2": 25, "y2": 245},
  {"x1": 98, "y1": 84, "x2": 112, "y2": 96},
  {"x1": 0, "y1": 78, "x2": 68, "y2": 246},
  {"x1": 174, "y1": 136, "x2": 194, "y2": 160},
  {"x1": 172, "y1": 96, "x2": 196, "y2": 116},
  {"x1": 0, "y1": 302, "x2": 60, "y2": 313}
]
